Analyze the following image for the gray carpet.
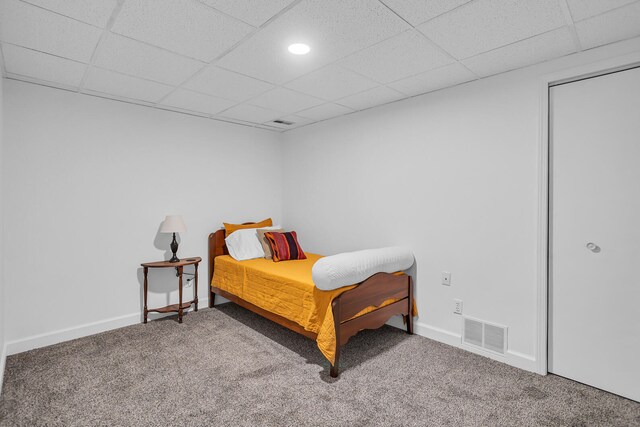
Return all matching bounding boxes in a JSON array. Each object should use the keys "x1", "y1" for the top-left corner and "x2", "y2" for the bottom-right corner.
[{"x1": 1, "y1": 305, "x2": 639, "y2": 427}]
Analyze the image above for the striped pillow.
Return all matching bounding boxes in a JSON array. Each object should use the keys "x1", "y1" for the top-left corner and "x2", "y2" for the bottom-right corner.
[{"x1": 264, "y1": 231, "x2": 307, "y2": 262}]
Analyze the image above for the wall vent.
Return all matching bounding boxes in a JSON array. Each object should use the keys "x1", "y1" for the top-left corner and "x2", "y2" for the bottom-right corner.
[
  {"x1": 463, "y1": 317, "x2": 507, "y2": 354},
  {"x1": 272, "y1": 119, "x2": 294, "y2": 125}
]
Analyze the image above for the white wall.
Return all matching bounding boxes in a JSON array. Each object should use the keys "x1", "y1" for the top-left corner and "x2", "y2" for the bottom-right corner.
[
  {"x1": 2, "y1": 80, "x2": 282, "y2": 352},
  {"x1": 282, "y1": 37, "x2": 640, "y2": 372}
]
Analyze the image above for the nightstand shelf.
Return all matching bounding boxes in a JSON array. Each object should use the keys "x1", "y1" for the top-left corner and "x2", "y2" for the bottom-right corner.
[{"x1": 147, "y1": 301, "x2": 195, "y2": 314}]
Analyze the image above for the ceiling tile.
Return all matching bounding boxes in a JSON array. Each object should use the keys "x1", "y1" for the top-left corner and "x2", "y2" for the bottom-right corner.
[
  {"x1": 575, "y1": 2, "x2": 640, "y2": 49},
  {"x1": 297, "y1": 103, "x2": 354, "y2": 121},
  {"x1": 83, "y1": 68, "x2": 174, "y2": 103},
  {"x1": 160, "y1": 89, "x2": 236, "y2": 115},
  {"x1": 463, "y1": 28, "x2": 577, "y2": 77},
  {"x1": 418, "y1": 0, "x2": 566, "y2": 59},
  {"x1": 380, "y1": 0, "x2": 472, "y2": 26},
  {"x1": 336, "y1": 86, "x2": 404, "y2": 110},
  {"x1": 111, "y1": 0, "x2": 254, "y2": 62},
  {"x1": 248, "y1": 87, "x2": 323, "y2": 114},
  {"x1": 2, "y1": 44, "x2": 87, "y2": 87},
  {"x1": 0, "y1": 0, "x2": 102, "y2": 62},
  {"x1": 388, "y1": 63, "x2": 476, "y2": 96},
  {"x1": 216, "y1": 0, "x2": 411, "y2": 84},
  {"x1": 20, "y1": 0, "x2": 118, "y2": 27},
  {"x1": 183, "y1": 66, "x2": 274, "y2": 101},
  {"x1": 199, "y1": 0, "x2": 295, "y2": 27},
  {"x1": 94, "y1": 34, "x2": 205, "y2": 86},
  {"x1": 566, "y1": 0, "x2": 638, "y2": 22},
  {"x1": 285, "y1": 65, "x2": 379, "y2": 100},
  {"x1": 339, "y1": 30, "x2": 455, "y2": 83},
  {"x1": 219, "y1": 104, "x2": 283, "y2": 123}
]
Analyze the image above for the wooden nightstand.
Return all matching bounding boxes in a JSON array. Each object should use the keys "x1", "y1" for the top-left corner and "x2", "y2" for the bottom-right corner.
[{"x1": 141, "y1": 257, "x2": 201, "y2": 324}]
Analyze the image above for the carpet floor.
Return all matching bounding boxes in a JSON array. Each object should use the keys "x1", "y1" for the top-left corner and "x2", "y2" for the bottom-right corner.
[{"x1": 1, "y1": 304, "x2": 639, "y2": 426}]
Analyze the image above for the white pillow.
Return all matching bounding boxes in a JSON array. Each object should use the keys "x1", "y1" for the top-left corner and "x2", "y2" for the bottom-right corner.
[
  {"x1": 225, "y1": 226, "x2": 281, "y2": 261},
  {"x1": 312, "y1": 247, "x2": 414, "y2": 290}
]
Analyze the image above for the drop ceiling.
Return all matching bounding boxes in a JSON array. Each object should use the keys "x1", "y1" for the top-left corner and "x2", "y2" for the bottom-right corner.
[{"x1": 1, "y1": 0, "x2": 639, "y2": 132}]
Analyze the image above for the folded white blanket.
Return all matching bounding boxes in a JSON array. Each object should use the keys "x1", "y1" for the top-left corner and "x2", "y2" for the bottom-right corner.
[{"x1": 312, "y1": 247, "x2": 414, "y2": 291}]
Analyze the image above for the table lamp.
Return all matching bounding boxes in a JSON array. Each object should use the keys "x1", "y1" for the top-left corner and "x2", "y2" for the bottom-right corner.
[{"x1": 160, "y1": 215, "x2": 187, "y2": 262}]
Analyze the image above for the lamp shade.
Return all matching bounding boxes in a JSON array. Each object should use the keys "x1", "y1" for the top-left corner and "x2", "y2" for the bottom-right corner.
[{"x1": 160, "y1": 215, "x2": 186, "y2": 233}]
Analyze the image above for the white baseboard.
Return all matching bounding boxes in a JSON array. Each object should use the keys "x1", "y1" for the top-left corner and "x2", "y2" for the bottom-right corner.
[
  {"x1": 5, "y1": 293, "x2": 232, "y2": 357},
  {"x1": 4, "y1": 301, "x2": 536, "y2": 374},
  {"x1": 387, "y1": 316, "x2": 537, "y2": 373},
  {"x1": 6, "y1": 313, "x2": 141, "y2": 356},
  {"x1": 0, "y1": 342, "x2": 7, "y2": 395},
  {"x1": 5, "y1": 305, "x2": 203, "y2": 356},
  {"x1": 215, "y1": 295, "x2": 230, "y2": 305}
]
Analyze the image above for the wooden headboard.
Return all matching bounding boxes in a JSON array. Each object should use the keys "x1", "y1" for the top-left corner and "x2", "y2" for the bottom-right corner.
[{"x1": 208, "y1": 229, "x2": 227, "y2": 286}]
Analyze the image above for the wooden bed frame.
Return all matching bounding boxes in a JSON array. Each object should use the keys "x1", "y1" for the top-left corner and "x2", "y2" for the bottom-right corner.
[{"x1": 207, "y1": 227, "x2": 414, "y2": 377}]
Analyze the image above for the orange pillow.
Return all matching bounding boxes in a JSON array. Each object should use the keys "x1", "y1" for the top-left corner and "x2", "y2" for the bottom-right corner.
[{"x1": 223, "y1": 218, "x2": 272, "y2": 236}]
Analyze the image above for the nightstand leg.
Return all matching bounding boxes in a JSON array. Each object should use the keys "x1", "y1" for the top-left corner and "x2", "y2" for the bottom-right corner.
[
  {"x1": 194, "y1": 263, "x2": 199, "y2": 312},
  {"x1": 178, "y1": 266, "x2": 184, "y2": 324},
  {"x1": 143, "y1": 267, "x2": 148, "y2": 324}
]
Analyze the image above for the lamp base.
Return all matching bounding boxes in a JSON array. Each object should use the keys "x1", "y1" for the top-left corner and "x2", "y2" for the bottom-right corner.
[{"x1": 169, "y1": 232, "x2": 180, "y2": 263}]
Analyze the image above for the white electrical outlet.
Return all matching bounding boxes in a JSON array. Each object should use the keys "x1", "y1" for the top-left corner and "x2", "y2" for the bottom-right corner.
[
  {"x1": 185, "y1": 278, "x2": 194, "y2": 288},
  {"x1": 453, "y1": 299, "x2": 463, "y2": 315},
  {"x1": 442, "y1": 271, "x2": 451, "y2": 286}
]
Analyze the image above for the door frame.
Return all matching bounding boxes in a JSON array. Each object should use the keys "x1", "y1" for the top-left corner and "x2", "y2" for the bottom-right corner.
[{"x1": 536, "y1": 51, "x2": 640, "y2": 375}]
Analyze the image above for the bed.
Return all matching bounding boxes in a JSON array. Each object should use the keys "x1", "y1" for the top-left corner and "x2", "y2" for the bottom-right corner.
[{"x1": 208, "y1": 227, "x2": 415, "y2": 377}]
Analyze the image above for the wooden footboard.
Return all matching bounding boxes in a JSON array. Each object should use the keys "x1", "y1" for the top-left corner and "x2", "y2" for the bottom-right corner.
[
  {"x1": 331, "y1": 272, "x2": 413, "y2": 377},
  {"x1": 208, "y1": 226, "x2": 414, "y2": 378}
]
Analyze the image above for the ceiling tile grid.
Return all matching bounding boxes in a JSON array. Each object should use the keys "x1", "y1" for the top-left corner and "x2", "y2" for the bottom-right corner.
[
  {"x1": 215, "y1": 0, "x2": 411, "y2": 84},
  {"x1": 335, "y1": 86, "x2": 405, "y2": 110},
  {"x1": 297, "y1": 103, "x2": 354, "y2": 121},
  {"x1": 20, "y1": 0, "x2": 119, "y2": 27},
  {"x1": 418, "y1": 0, "x2": 567, "y2": 59},
  {"x1": 160, "y1": 88, "x2": 237, "y2": 116},
  {"x1": 111, "y1": 0, "x2": 254, "y2": 62},
  {"x1": 388, "y1": 63, "x2": 477, "y2": 97},
  {"x1": 182, "y1": 66, "x2": 275, "y2": 102},
  {"x1": 339, "y1": 29, "x2": 456, "y2": 83},
  {"x1": 462, "y1": 27, "x2": 577, "y2": 77},
  {"x1": 198, "y1": 0, "x2": 296, "y2": 27},
  {"x1": 83, "y1": 67, "x2": 175, "y2": 103},
  {"x1": 574, "y1": 2, "x2": 640, "y2": 49},
  {"x1": 93, "y1": 34, "x2": 206, "y2": 86},
  {"x1": 0, "y1": 0, "x2": 103, "y2": 62},
  {"x1": 566, "y1": 0, "x2": 638, "y2": 22},
  {"x1": 285, "y1": 64, "x2": 379, "y2": 100},
  {"x1": 2, "y1": 44, "x2": 88, "y2": 88},
  {"x1": 220, "y1": 103, "x2": 284, "y2": 123},
  {"x1": 248, "y1": 87, "x2": 324, "y2": 114},
  {"x1": 380, "y1": 0, "x2": 473, "y2": 27},
  {"x1": 1, "y1": 0, "x2": 640, "y2": 132}
]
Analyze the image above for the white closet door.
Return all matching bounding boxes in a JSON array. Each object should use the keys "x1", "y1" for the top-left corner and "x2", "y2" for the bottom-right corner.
[{"x1": 549, "y1": 66, "x2": 640, "y2": 402}]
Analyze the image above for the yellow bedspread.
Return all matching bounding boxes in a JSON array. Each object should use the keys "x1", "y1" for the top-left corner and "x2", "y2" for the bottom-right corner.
[{"x1": 212, "y1": 253, "x2": 411, "y2": 365}]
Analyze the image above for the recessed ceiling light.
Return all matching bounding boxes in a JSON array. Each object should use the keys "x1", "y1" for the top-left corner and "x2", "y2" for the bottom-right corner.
[{"x1": 288, "y1": 43, "x2": 310, "y2": 55}]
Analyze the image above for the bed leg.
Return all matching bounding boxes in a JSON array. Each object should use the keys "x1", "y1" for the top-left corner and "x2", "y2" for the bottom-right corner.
[
  {"x1": 406, "y1": 316, "x2": 414, "y2": 335},
  {"x1": 209, "y1": 289, "x2": 216, "y2": 308},
  {"x1": 331, "y1": 343, "x2": 340, "y2": 378},
  {"x1": 330, "y1": 361, "x2": 339, "y2": 378},
  {"x1": 407, "y1": 276, "x2": 414, "y2": 335}
]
